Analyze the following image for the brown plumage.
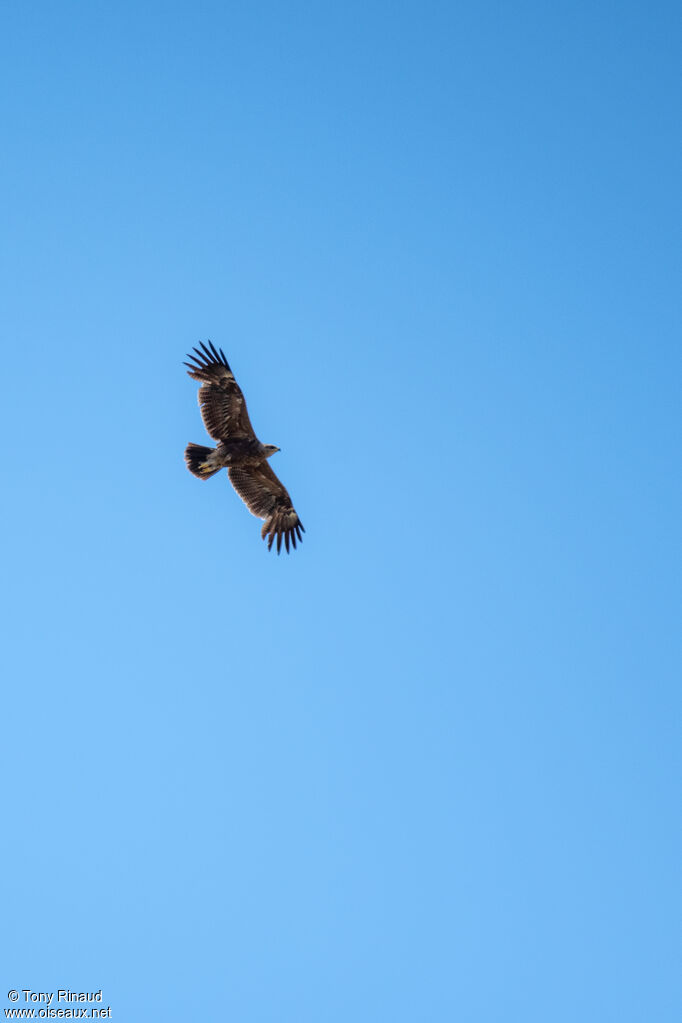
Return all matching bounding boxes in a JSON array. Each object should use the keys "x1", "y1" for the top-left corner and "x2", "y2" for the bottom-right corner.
[{"x1": 184, "y1": 341, "x2": 304, "y2": 554}]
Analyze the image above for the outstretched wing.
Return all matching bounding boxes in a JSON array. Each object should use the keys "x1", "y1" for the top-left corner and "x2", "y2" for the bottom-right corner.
[
  {"x1": 228, "y1": 463, "x2": 305, "y2": 554},
  {"x1": 184, "y1": 341, "x2": 255, "y2": 442}
]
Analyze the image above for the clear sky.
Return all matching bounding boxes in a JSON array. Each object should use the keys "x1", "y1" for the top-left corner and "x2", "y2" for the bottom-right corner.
[{"x1": 2, "y1": 2, "x2": 681, "y2": 1020}]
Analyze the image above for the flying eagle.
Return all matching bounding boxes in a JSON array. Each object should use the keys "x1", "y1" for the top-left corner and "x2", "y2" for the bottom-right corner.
[{"x1": 184, "y1": 341, "x2": 304, "y2": 554}]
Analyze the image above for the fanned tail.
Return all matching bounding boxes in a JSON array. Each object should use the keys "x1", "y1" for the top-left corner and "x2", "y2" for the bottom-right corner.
[{"x1": 184, "y1": 443, "x2": 221, "y2": 480}]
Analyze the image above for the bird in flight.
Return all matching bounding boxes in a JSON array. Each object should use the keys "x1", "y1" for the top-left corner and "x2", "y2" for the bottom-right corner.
[{"x1": 184, "y1": 341, "x2": 304, "y2": 554}]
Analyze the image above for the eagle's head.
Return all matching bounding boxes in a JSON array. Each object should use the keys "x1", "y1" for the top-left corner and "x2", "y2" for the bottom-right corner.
[{"x1": 263, "y1": 444, "x2": 281, "y2": 458}]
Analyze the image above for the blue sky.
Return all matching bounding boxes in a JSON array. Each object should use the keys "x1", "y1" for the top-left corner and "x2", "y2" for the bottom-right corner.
[{"x1": 1, "y1": 2, "x2": 681, "y2": 1019}]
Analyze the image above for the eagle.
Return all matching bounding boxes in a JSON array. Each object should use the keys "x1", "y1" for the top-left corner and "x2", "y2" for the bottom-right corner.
[{"x1": 184, "y1": 341, "x2": 304, "y2": 554}]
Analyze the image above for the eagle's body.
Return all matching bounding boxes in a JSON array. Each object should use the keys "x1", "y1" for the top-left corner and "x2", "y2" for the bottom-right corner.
[
  {"x1": 194, "y1": 437, "x2": 273, "y2": 472},
  {"x1": 184, "y1": 342, "x2": 304, "y2": 554}
]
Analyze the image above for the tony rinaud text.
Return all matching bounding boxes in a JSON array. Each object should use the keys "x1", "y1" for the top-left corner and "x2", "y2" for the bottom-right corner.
[{"x1": 16, "y1": 993, "x2": 103, "y2": 1006}]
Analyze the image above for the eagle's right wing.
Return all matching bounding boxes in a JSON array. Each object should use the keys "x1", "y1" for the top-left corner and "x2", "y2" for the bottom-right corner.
[
  {"x1": 228, "y1": 463, "x2": 304, "y2": 554},
  {"x1": 184, "y1": 341, "x2": 255, "y2": 441}
]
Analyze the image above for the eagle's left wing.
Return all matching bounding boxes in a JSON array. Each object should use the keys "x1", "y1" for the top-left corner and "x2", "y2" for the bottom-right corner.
[{"x1": 228, "y1": 463, "x2": 304, "y2": 554}]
